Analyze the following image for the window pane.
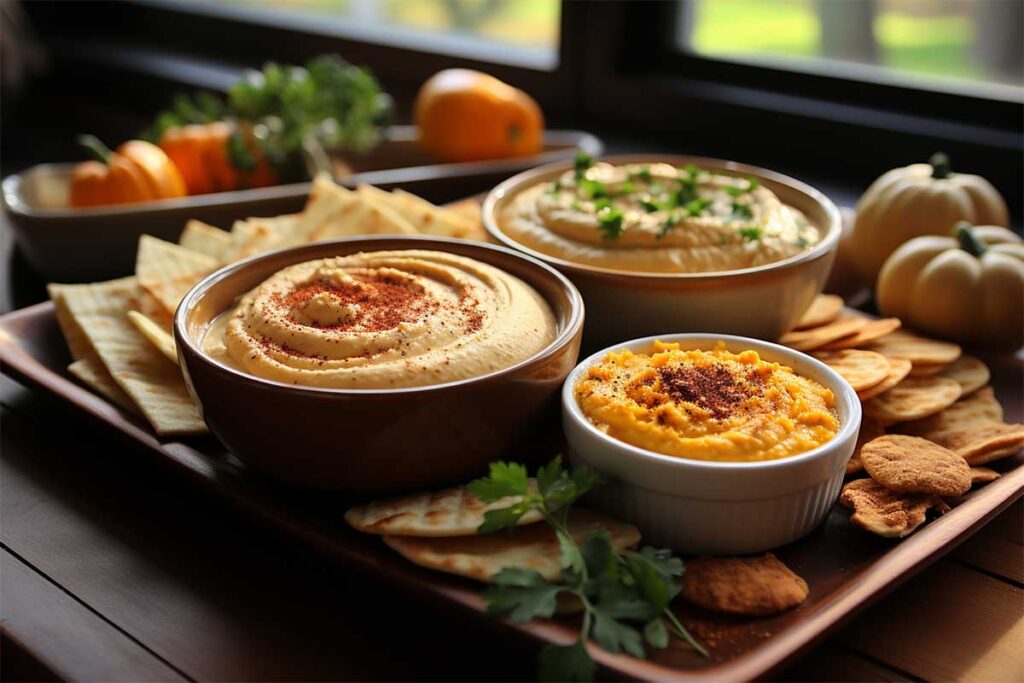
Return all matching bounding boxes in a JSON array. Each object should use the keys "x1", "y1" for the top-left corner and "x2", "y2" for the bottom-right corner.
[
  {"x1": 191, "y1": 0, "x2": 561, "y2": 69},
  {"x1": 679, "y1": 0, "x2": 1023, "y2": 97}
]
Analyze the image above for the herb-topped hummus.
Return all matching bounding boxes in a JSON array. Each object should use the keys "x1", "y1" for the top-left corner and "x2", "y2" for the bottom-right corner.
[
  {"x1": 500, "y1": 157, "x2": 820, "y2": 273},
  {"x1": 574, "y1": 341, "x2": 839, "y2": 462},
  {"x1": 201, "y1": 250, "x2": 557, "y2": 389}
]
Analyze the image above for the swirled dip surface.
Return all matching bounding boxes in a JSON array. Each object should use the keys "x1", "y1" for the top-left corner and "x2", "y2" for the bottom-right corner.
[
  {"x1": 500, "y1": 161, "x2": 820, "y2": 273},
  {"x1": 202, "y1": 250, "x2": 558, "y2": 388},
  {"x1": 574, "y1": 341, "x2": 839, "y2": 462}
]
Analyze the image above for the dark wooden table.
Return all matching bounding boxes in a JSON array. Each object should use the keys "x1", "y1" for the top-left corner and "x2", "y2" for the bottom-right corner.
[{"x1": 2, "y1": 216, "x2": 1022, "y2": 682}]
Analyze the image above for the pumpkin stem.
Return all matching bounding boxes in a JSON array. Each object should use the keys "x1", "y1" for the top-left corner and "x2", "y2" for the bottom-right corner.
[
  {"x1": 930, "y1": 152, "x2": 952, "y2": 179},
  {"x1": 955, "y1": 221, "x2": 986, "y2": 257},
  {"x1": 77, "y1": 134, "x2": 113, "y2": 164}
]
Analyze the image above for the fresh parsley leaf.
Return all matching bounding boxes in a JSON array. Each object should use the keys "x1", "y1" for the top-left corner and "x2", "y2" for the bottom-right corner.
[
  {"x1": 747, "y1": 177, "x2": 760, "y2": 191},
  {"x1": 683, "y1": 164, "x2": 701, "y2": 178},
  {"x1": 623, "y1": 550, "x2": 681, "y2": 610},
  {"x1": 557, "y1": 529, "x2": 586, "y2": 575},
  {"x1": 468, "y1": 461, "x2": 529, "y2": 502},
  {"x1": 657, "y1": 213, "x2": 677, "y2": 239},
  {"x1": 574, "y1": 152, "x2": 594, "y2": 180},
  {"x1": 643, "y1": 619, "x2": 669, "y2": 649},
  {"x1": 478, "y1": 502, "x2": 533, "y2": 534},
  {"x1": 578, "y1": 178, "x2": 606, "y2": 200},
  {"x1": 538, "y1": 642, "x2": 596, "y2": 683},
  {"x1": 591, "y1": 609, "x2": 646, "y2": 658},
  {"x1": 485, "y1": 568, "x2": 564, "y2": 623},
  {"x1": 738, "y1": 226, "x2": 762, "y2": 241},
  {"x1": 597, "y1": 206, "x2": 624, "y2": 240},
  {"x1": 536, "y1": 456, "x2": 565, "y2": 497},
  {"x1": 581, "y1": 531, "x2": 618, "y2": 580}
]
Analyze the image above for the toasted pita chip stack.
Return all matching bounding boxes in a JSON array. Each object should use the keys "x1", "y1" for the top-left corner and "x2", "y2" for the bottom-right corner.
[
  {"x1": 50, "y1": 278, "x2": 206, "y2": 436},
  {"x1": 136, "y1": 235, "x2": 217, "y2": 315},
  {"x1": 179, "y1": 220, "x2": 232, "y2": 262},
  {"x1": 68, "y1": 358, "x2": 137, "y2": 413}
]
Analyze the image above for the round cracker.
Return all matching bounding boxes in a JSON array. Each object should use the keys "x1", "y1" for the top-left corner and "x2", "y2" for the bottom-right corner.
[
  {"x1": 908, "y1": 363, "x2": 948, "y2": 377},
  {"x1": 863, "y1": 376, "x2": 961, "y2": 425},
  {"x1": 934, "y1": 423, "x2": 1024, "y2": 466},
  {"x1": 813, "y1": 349, "x2": 891, "y2": 392},
  {"x1": 780, "y1": 317, "x2": 868, "y2": 351},
  {"x1": 345, "y1": 481, "x2": 542, "y2": 537},
  {"x1": 898, "y1": 386, "x2": 1003, "y2": 441},
  {"x1": 861, "y1": 435, "x2": 971, "y2": 497},
  {"x1": 817, "y1": 318, "x2": 902, "y2": 351},
  {"x1": 794, "y1": 294, "x2": 844, "y2": 330},
  {"x1": 839, "y1": 478, "x2": 943, "y2": 538},
  {"x1": 938, "y1": 356, "x2": 990, "y2": 396},
  {"x1": 866, "y1": 330, "x2": 961, "y2": 366},
  {"x1": 846, "y1": 417, "x2": 885, "y2": 475},
  {"x1": 857, "y1": 358, "x2": 912, "y2": 402},
  {"x1": 681, "y1": 553, "x2": 808, "y2": 616},
  {"x1": 382, "y1": 509, "x2": 640, "y2": 583}
]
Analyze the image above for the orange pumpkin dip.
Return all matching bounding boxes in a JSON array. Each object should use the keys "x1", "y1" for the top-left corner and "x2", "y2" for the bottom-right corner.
[{"x1": 574, "y1": 341, "x2": 839, "y2": 462}]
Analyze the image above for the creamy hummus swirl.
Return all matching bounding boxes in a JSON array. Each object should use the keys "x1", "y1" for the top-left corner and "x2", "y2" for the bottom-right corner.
[
  {"x1": 500, "y1": 161, "x2": 820, "y2": 273},
  {"x1": 202, "y1": 250, "x2": 558, "y2": 389}
]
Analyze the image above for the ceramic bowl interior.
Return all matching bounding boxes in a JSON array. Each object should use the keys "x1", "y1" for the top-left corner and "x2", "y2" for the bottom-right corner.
[
  {"x1": 563, "y1": 333, "x2": 861, "y2": 480},
  {"x1": 482, "y1": 153, "x2": 842, "y2": 281}
]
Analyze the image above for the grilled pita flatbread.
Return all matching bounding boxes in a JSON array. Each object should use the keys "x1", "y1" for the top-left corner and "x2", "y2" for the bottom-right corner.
[
  {"x1": 179, "y1": 219, "x2": 231, "y2": 262},
  {"x1": 346, "y1": 481, "x2": 542, "y2": 537},
  {"x1": 383, "y1": 509, "x2": 640, "y2": 583}
]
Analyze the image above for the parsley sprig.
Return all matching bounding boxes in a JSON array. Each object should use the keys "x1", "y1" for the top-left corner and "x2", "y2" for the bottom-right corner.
[{"x1": 468, "y1": 458, "x2": 707, "y2": 682}]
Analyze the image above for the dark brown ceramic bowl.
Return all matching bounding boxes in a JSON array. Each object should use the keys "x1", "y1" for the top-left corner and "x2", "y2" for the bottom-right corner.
[{"x1": 173, "y1": 235, "x2": 584, "y2": 493}]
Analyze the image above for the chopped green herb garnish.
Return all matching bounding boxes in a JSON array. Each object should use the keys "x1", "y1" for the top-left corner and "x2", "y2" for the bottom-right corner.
[
  {"x1": 725, "y1": 185, "x2": 745, "y2": 198},
  {"x1": 725, "y1": 178, "x2": 759, "y2": 197},
  {"x1": 469, "y1": 457, "x2": 707, "y2": 682},
  {"x1": 640, "y1": 198, "x2": 661, "y2": 213},
  {"x1": 618, "y1": 180, "x2": 635, "y2": 195},
  {"x1": 730, "y1": 202, "x2": 754, "y2": 221},
  {"x1": 747, "y1": 177, "x2": 760, "y2": 191},
  {"x1": 578, "y1": 178, "x2": 606, "y2": 200},
  {"x1": 574, "y1": 152, "x2": 594, "y2": 180},
  {"x1": 632, "y1": 164, "x2": 653, "y2": 183},
  {"x1": 683, "y1": 164, "x2": 701, "y2": 178},
  {"x1": 648, "y1": 182, "x2": 664, "y2": 196},
  {"x1": 737, "y1": 226, "x2": 762, "y2": 241},
  {"x1": 796, "y1": 235, "x2": 809, "y2": 248},
  {"x1": 657, "y1": 213, "x2": 677, "y2": 239},
  {"x1": 597, "y1": 206, "x2": 625, "y2": 239},
  {"x1": 682, "y1": 197, "x2": 713, "y2": 217},
  {"x1": 546, "y1": 179, "x2": 562, "y2": 195}
]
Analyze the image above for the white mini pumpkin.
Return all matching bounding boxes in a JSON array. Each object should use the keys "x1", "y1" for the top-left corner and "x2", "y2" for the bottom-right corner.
[
  {"x1": 877, "y1": 223, "x2": 1024, "y2": 349},
  {"x1": 849, "y1": 153, "x2": 1009, "y2": 284}
]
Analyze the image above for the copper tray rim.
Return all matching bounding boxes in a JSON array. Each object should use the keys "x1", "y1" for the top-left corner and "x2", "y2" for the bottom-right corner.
[{"x1": 1, "y1": 300, "x2": 1021, "y2": 682}]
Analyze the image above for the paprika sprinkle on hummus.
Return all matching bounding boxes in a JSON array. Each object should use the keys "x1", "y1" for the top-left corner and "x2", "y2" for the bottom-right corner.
[
  {"x1": 201, "y1": 250, "x2": 557, "y2": 389},
  {"x1": 574, "y1": 341, "x2": 839, "y2": 462}
]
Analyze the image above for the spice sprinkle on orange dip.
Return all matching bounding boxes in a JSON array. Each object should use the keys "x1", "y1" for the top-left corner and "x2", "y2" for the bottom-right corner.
[
  {"x1": 574, "y1": 341, "x2": 839, "y2": 462},
  {"x1": 201, "y1": 250, "x2": 557, "y2": 389}
]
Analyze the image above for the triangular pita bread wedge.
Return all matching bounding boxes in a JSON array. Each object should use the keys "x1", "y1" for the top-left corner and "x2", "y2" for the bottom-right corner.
[
  {"x1": 290, "y1": 174, "x2": 359, "y2": 242},
  {"x1": 48, "y1": 282, "x2": 100, "y2": 361},
  {"x1": 225, "y1": 219, "x2": 287, "y2": 261},
  {"x1": 359, "y1": 185, "x2": 481, "y2": 240},
  {"x1": 68, "y1": 358, "x2": 137, "y2": 413},
  {"x1": 179, "y1": 220, "x2": 231, "y2": 262},
  {"x1": 127, "y1": 310, "x2": 178, "y2": 365},
  {"x1": 346, "y1": 481, "x2": 542, "y2": 537},
  {"x1": 383, "y1": 509, "x2": 640, "y2": 583},
  {"x1": 136, "y1": 235, "x2": 217, "y2": 315},
  {"x1": 312, "y1": 192, "x2": 417, "y2": 241},
  {"x1": 57, "y1": 277, "x2": 206, "y2": 436}
]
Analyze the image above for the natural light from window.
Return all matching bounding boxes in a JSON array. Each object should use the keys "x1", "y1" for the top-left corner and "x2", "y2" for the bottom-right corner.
[{"x1": 679, "y1": 0, "x2": 1023, "y2": 98}]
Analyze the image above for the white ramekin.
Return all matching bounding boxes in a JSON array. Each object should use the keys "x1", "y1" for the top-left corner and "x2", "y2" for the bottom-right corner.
[{"x1": 562, "y1": 334, "x2": 861, "y2": 555}]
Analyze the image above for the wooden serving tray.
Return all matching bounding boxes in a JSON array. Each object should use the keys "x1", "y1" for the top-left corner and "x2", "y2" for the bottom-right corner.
[{"x1": 1, "y1": 301, "x2": 1021, "y2": 681}]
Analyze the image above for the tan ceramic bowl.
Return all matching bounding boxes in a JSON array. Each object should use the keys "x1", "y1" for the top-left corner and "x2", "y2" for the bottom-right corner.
[
  {"x1": 174, "y1": 236, "x2": 584, "y2": 493},
  {"x1": 483, "y1": 154, "x2": 841, "y2": 349}
]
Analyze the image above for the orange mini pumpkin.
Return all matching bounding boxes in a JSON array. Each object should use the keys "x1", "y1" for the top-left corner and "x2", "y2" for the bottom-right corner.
[
  {"x1": 415, "y1": 69, "x2": 544, "y2": 163},
  {"x1": 69, "y1": 135, "x2": 186, "y2": 208},
  {"x1": 159, "y1": 121, "x2": 277, "y2": 196}
]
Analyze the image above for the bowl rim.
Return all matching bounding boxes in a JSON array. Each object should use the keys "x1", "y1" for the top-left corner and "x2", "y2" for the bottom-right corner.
[
  {"x1": 561, "y1": 332, "x2": 862, "y2": 472},
  {"x1": 174, "y1": 234, "x2": 585, "y2": 396},
  {"x1": 482, "y1": 153, "x2": 842, "y2": 282}
]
